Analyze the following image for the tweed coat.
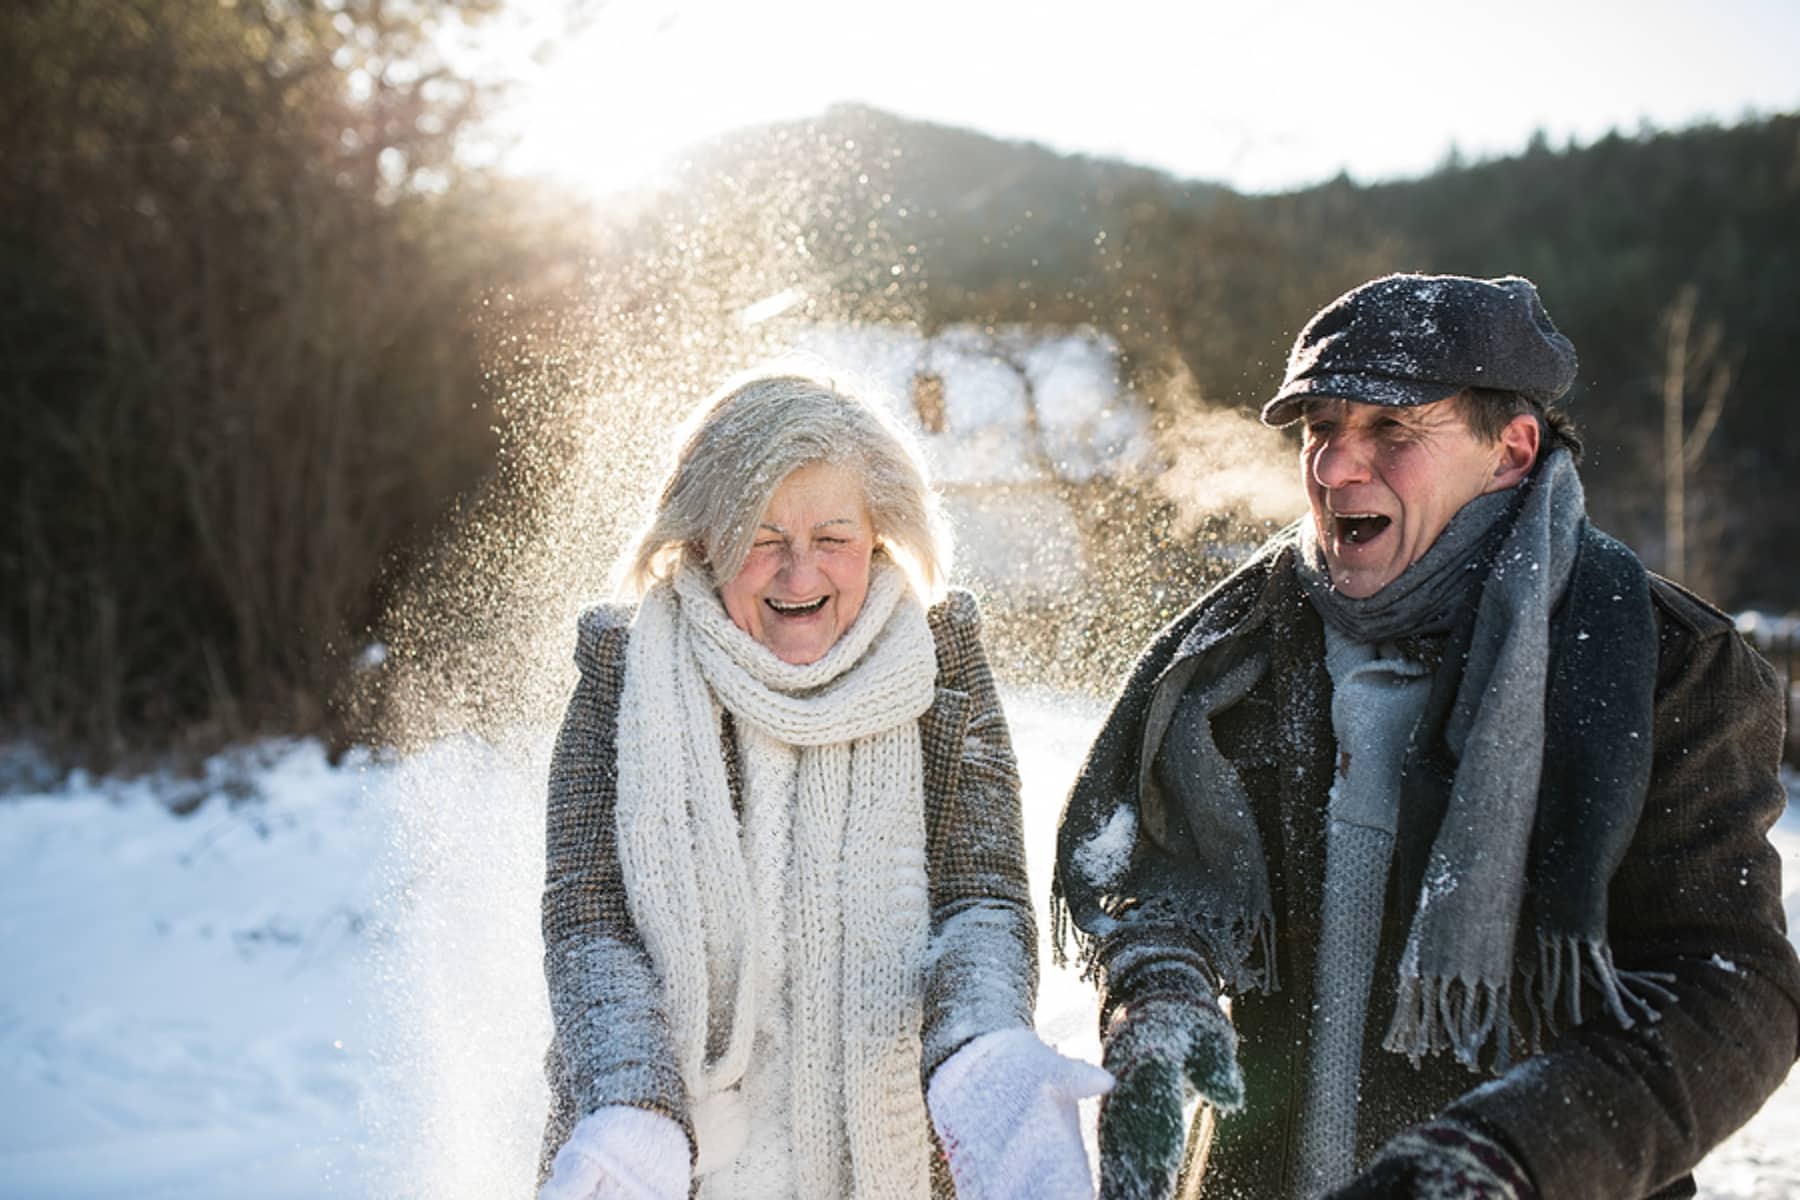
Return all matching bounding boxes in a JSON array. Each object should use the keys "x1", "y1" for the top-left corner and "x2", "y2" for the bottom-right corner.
[
  {"x1": 1059, "y1": 533, "x2": 1800, "y2": 1199},
  {"x1": 539, "y1": 587, "x2": 1035, "y2": 1194}
]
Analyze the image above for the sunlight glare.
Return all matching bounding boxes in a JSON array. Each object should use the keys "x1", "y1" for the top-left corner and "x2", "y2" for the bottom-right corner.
[
  {"x1": 489, "y1": 0, "x2": 851, "y2": 197},
  {"x1": 480, "y1": 0, "x2": 1800, "y2": 199}
]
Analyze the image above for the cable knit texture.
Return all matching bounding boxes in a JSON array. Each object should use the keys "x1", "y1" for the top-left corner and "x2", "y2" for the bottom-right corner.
[
  {"x1": 615, "y1": 560, "x2": 937, "y2": 1199},
  {"x1": 1295, "y1": 628, "x2": 1432, "y2": 1197}
]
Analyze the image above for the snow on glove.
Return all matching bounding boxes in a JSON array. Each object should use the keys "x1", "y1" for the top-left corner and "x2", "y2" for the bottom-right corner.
[
  {"x1": 1097, "y1": 994, "x2": 1244, "y2": 1200},
  {"x1": 927, "y1": 1027, "x2": 1114, "y2": 1200},
  {"x1": 538, "y1": 1104, "x2": 692, "y2": 1200},
  {"x1": 1323, "y1": 1119, "x2": 1536, "y2": 1200}
]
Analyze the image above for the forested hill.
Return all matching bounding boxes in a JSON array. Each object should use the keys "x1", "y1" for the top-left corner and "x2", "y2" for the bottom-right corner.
[
  {"x1": 679, "y1": 104, "x2": 1798, "y2": 609},
  {"x1": 1304, "y1": 118, "x2": 1800, "y2": 607},
  {"x1": 4, "y1": 0, "x2": 1791, "y2": 767}
]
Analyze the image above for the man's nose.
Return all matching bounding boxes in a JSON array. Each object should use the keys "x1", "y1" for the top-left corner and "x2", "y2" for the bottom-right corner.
[{"x1": 1311, "y1": 433, "x2": 1371, "y2": 490}]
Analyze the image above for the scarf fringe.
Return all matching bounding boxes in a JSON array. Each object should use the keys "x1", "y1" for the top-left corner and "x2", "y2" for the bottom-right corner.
[
  {"x1": 1383, "y1": 973, "x2": 1513, "y2": 1071},
  {"x1": 1047, "y1": 884, "x2": 1084, "y2": 973},
  {"x1": 1212, "y1": 911, "x2": 1280, "y2": 996},
  {"x1": 1384, "y1": 934, "x2": 1678, "y2": 1073},
  {"x1": 1529, "y1": 934, "x2": 1676, "y2": 1042}
]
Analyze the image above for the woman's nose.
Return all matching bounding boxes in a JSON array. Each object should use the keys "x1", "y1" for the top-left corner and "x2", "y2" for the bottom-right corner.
[{"x1": 779, "y1": 545, "x2": 824, "y2": 584}]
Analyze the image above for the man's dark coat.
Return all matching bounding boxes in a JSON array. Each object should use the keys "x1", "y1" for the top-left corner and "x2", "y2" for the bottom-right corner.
[{"x1": 1059, "y1": 532, "x2": 1800, "y2": 1198}]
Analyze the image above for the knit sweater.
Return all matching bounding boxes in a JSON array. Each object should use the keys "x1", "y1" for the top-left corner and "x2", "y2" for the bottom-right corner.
[{"x1": 539, "y1": 589, "x2": 1037, "y2": 1197}]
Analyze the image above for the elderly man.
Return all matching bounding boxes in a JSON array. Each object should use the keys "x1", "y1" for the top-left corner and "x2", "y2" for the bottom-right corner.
[{"x1": 1054, "y1": 273, "x2": 1800, "y2": 1199}]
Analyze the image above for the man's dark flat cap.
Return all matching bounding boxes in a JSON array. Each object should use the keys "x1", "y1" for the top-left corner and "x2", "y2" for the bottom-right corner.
[{"x1": 1260, "y1": 273, "x2": 1579, "y2": 427}]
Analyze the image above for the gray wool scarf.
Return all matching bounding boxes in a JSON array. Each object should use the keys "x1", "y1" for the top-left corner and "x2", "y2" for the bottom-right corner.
[
  {"x1": 1055, "y1": 447, "x2": 1669, "y2": 1075},
  {"x1": 1304, "y1": 449, "x2": 1669, "y2": 1069}
]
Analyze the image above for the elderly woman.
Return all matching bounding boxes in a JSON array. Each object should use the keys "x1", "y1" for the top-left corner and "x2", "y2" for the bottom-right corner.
[{"x1": 538, "y1": 373, "x2": 1109, "y2": 1200}]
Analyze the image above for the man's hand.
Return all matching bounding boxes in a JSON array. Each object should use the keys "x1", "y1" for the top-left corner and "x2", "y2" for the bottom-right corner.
[
  {"x1": 1324, "y1": 1120, "x2": 1535, "y2": 1200},
  {"x1": 1097, "y1": 995, "x2": 1243, "y2": 1200}
]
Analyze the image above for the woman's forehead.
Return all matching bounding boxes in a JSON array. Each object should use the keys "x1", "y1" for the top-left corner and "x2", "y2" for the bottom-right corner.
[{"x1": 763, "y1": 461, "x2": 870, "y2": 519}]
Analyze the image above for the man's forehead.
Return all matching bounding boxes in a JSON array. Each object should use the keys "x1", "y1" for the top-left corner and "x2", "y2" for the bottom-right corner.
[{"x1": 1300, "y1": 396, "x2": 1458, "y2": 424}]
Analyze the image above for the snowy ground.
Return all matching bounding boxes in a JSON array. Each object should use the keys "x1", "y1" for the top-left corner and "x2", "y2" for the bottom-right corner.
[{"x1": 2, "y1": 693, "x2": 1798, "y2": 1198}]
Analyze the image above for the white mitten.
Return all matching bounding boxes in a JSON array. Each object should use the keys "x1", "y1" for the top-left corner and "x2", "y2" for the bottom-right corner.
[
  {"x1": 538, "y1": 1104, "x2": 692, "y2": 1200},
  {"x1": 927, "y1": 1027, "x2": 1114, "y2": 1200}
]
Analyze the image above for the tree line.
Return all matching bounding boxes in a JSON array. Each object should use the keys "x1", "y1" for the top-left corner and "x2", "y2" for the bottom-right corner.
[
  {"x1": 3, "y1": 3, "x2": 1794, "y2": 768},
  {"x1": 1, "y1": 0, "x2": 582, "y2": 766}
]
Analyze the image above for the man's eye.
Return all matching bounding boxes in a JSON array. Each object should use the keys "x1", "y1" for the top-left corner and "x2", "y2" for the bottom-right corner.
[
  {"x1": 818, "y1": 537, "x2": 847, "y2": 547},
  {"x1": 753, "y1": 540, "x2": 783, "y2": 550}
]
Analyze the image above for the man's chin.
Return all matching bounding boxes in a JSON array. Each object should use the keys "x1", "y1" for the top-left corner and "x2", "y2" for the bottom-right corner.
[{"x1": 1323, "y1": 560, "x2": 1391, "y2": 600}]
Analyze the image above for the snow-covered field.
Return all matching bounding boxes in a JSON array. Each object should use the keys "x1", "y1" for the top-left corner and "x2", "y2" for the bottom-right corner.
[{"x1": 2, "y1": 693, "x2": 1797, "y2": 1198}]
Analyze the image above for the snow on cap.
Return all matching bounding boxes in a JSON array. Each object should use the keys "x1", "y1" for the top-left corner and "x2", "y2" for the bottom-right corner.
[{"x1": 1260, "y1": 273, "x2": 1579, "y2": 427}]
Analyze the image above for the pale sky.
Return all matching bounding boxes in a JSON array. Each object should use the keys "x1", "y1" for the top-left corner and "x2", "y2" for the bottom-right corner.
[{"x1": 467, "y1": 0, "x2": 1800, "y2": 197}]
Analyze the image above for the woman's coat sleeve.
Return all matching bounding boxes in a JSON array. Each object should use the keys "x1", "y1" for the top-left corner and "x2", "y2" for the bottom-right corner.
[
  {"x1": 540, "y1": 609, "x2": 690, "y2": 1171},
  {"x1": 918, "y1": 590, "x2": 1040, "y2": 1081}
]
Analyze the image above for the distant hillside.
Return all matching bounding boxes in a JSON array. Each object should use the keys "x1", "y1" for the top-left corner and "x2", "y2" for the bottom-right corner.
[
  {"x1": 644, "y1": 105, "x2": 1800, "y2": 608},
  {"x1": 1305, "y1": 118, "x2": 1800, "y2": 606}
]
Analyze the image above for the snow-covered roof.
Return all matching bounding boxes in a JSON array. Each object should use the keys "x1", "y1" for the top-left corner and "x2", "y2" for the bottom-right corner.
[{"x1": 791, "y1": 323, "x2": 1155, "y2": 489}]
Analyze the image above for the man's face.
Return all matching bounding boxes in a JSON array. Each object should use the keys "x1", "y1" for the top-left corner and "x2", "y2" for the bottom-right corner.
[{"x1": 1300, "y1": 397, "x2": 1519, "y2": 599}]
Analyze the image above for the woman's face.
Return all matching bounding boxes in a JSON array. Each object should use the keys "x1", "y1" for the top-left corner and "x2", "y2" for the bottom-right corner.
[{"x1": 719, "y1": 460, "x2": 876, "y2": 664}]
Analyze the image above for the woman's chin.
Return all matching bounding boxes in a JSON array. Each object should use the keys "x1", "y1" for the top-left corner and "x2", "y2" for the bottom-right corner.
[{"x1": 764, "y1": 626, "x2": 835, "y2": 664}]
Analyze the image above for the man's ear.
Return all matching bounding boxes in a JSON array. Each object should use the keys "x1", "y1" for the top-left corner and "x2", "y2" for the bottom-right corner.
[{"x1": 1486, "y1": 413, "x2": 1540, "y2": 492}]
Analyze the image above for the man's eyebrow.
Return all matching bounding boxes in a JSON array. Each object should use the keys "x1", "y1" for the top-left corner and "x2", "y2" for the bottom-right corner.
[{"x1": 1399, "y1": 404, "x2": 1459, "y2": 429}]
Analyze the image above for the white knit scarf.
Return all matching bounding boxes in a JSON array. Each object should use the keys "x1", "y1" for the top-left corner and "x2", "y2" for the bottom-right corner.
[{"x1": 615, "y1": 558, "x2": 937, "y2": 1199}]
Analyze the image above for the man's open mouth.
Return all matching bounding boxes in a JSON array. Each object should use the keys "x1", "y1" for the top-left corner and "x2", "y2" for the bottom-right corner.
[
  {"x1": 766, "y1": 596, "x2": 828, "y2": 616},
  {"x1": 1334, "y1": 513, "x2": 1392, "y2": 545}
]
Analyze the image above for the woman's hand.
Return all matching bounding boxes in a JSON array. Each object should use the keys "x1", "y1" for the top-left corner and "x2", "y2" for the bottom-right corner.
[
  {"x1": 539, "y1": 1105, "x2": 692, "y2": 1200},
  {"x1": 927, "y1": 1027, "x2": 1114, "y2": 1200}
]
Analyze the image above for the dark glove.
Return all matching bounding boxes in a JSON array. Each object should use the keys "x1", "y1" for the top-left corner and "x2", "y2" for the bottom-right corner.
[
  {"x1": 1324, "y1": 1119, "x2": 1536, "y2": 1200},
  {"x1": 1097, "y1": 994, "x2": 1243, "y2": 1200}
]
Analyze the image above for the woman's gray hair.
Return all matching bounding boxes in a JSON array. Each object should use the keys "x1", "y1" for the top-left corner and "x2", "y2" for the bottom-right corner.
[{"x1": 616, "y1": 370, "x2": 951, "y2": 599}]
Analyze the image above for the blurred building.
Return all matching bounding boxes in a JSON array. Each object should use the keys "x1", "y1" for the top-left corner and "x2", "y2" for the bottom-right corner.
[{"x1": 790, "y1": 323, "x2": 1156, "y2": 605}]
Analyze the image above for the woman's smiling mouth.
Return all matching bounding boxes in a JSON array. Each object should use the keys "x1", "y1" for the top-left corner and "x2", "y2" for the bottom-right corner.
[{"x1": 766, "y1": 596, "x2": 828, "y2": 616}]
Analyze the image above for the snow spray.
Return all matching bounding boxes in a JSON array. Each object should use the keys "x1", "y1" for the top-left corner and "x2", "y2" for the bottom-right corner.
[
  {"x1": 352, "y1": 113, "x2": 1300, "y2": 1196},
  {"x1": 355, "y1": 128, "x2": 925, "y2": 1197}
]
